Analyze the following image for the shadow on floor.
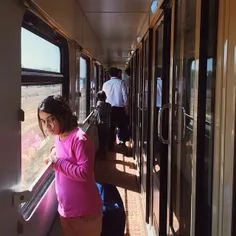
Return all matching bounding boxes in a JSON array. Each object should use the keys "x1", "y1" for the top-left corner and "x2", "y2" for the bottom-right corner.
[
  {"x1": 95, "y1": 150, "x2": 139, "y2": 193},
  {"x1": 112, "y1": 143, "x2": 133, "y2": 157},
  {"x1": 95, "y1": 147, "x2": 147, "y2": 236}
]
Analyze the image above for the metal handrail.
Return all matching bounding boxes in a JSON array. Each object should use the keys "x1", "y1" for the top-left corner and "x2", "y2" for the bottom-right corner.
[{"x1": 82, "y1": 110, "x2": 95, "y2": 125}]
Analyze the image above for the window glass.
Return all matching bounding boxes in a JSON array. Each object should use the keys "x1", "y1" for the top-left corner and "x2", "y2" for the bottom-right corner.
[
  {"x1": 206, "y1": 58, "x2": 213, "y2": 122},
  {"x1": 189, "y1": 58, "x2": 212, "y2": 121},
  {"x1": 99, "y1": 67, "x2": 103, "y2": 90},
  {"x1": 90, "y1": 65, "x2": 97, "y2": 111},
  {"x1": 201, "y1": 1, "x2": 218, "y2": 234},
  {"x1": 170, "y1": 0, "x2": 196, "y2": 234},
  {"x1": 142, "y1": 37, "x2": 150, "y2": 154},
  {"x1": 21, "y1": 84, "x2": 62, "y2": 189},
  {"x1": 21, "y1": 28, "x2": 61, "y2": 73},
  {"x1": 79, "y1": 57, "x2": 87, "y2": 123},
  {"x1": 189, "y1": 61, "x2": 195, "y2": 117}
]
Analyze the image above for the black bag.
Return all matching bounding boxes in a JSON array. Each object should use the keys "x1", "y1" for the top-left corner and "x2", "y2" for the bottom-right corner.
[{"x1": 96, "y1": 182, "x2": 126, "y2": 236}]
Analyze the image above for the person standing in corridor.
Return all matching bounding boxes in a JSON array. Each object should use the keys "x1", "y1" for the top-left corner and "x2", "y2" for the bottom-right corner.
[
  {"x1": 38, "y1": 95, "x2": 103, "y2": 236},
  {"x1": 102, "y1": 67, "x2": 128, "y2": 150}
]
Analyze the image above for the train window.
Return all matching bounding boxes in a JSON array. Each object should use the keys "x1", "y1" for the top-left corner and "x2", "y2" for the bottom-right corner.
[
  {"x1": 20, "y1": 11, "x2": 69, "y2": 217},
  {"x1": 90, "y1": 65, "x2": 97, "y2": 111},
  {"x1": 94, "y1": 65, "x2": 98, "y2": 90},
  {"x1": 188, "y1": 60, "x2": 195, "y2": 117},
  {"x1": 21, "y1": 28, "x2": 60, "y2": 73},
  {"x1": 99, "y1": 66, "x2": 103, "y2": 90},
  {"x1": 206, "y1": 58, "x2": 213, "y2": 122},
  {"x1": 188, "y1": 58, "x2": 213, "y2": 122},
  {"x1": 78, "y1": 57, "x2": 88, "y2": 123},
  {"x1": 170, "y1": 0, "x2": 197, "y2": 234},
  {"x1": 21, "y1": 84, "x2": 62, "y2": 189}
]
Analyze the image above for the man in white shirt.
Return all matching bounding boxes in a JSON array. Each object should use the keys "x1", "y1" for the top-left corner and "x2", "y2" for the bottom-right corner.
[{"x1": 102, "y1": 67, "x2": 128, "y2": 150}]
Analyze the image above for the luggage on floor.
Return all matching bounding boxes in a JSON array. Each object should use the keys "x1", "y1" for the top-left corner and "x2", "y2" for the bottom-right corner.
[{"x1": 96, "y1": 182, "x2": 126, "y2": 236}]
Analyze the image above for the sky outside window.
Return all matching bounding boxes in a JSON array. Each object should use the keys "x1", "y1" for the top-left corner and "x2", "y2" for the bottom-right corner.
[{"x1": 21, "y1": 28, "x2": 61, "y2": 73}]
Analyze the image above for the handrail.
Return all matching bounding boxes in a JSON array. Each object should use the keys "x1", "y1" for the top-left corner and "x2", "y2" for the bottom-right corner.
[{"x1": 82, "y1": 110, "x2": 95, "y2": 125}]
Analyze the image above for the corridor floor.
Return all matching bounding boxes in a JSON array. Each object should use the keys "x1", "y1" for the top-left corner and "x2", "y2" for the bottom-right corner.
[{"x1": 95, "y1": 145, "x2": 147, "y2": 236}]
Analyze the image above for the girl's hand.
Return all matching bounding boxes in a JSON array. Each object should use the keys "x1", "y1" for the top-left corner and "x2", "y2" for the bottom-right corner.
[
  {"x1": 50, "y1": 150, "x2": 57, "y2": 163},
  {"x1": 44, "y1": 156, "x2": 52, "y2": 165},
  {"x1": 44, "y1": 149, "x2": 57, "y2": 164}
]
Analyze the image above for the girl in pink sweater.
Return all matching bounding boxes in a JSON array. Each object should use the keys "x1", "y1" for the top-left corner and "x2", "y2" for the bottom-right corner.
[{"x1": 38, "y1": 95, "x2": 102, "y2": 236}]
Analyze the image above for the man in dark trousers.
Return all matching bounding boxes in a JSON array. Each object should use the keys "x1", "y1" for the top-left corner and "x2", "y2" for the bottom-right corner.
[{"x1": 102, "y1": 67, "x2": 128, "y2": 150}]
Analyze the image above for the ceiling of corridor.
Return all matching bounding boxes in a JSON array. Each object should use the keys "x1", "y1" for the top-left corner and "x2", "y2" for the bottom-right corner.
[{"x1": 76, "y1": 0, "x2": 152, "y2": 67}]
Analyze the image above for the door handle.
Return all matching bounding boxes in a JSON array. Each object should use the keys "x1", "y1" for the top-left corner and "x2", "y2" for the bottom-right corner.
[
  {"x1": 137, "y1": 93, "x2": 140, "y2": 109},
  {"x1": 181, "y1": 107, "x2": 186, "y2": 139},
  {"x1": 158, "y1": 103, "x2": 171, "y2": 144},
  {"x1": 137, "y1": 92, "x2": 143, "y2": 110}
]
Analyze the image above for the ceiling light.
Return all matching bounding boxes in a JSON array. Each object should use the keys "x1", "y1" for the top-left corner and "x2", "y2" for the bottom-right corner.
[{"x1": 137, "y1": 37, "x2": 142, "y2": 43}]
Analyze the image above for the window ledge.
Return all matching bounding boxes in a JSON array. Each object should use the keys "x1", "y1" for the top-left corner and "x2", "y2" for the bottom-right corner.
[{"x1": 20, "y1": 168, "x2": 55, "y2": 221}]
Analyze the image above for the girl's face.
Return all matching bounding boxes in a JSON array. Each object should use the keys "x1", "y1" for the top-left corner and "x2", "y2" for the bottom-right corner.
[{"x1": 39, "y1": 111, "x2": 61, "y2": 136}]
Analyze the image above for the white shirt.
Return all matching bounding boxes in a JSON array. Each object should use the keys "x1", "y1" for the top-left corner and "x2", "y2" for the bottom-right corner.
[
  {"x1": 156, "y1": 77, "x2": 162, "y2": 107},
  {"x1": 102, "y1": 77, "x2": 128, "y2": 107}
]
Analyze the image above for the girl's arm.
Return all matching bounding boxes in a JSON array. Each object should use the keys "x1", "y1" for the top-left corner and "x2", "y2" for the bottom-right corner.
[{"x1": 53, "y1": 139, "x2": 93, "y2": 182}]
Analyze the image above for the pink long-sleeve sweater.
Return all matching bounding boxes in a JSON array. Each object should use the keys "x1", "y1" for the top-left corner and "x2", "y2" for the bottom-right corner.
[{"x1": 53, "y1": 127, "x2": 102, "y2": 217}]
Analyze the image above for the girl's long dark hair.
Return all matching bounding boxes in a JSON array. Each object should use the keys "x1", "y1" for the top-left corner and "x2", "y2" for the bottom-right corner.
[{"x1": 38, "y1": 95, "x2": 78, "y2": 137}]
